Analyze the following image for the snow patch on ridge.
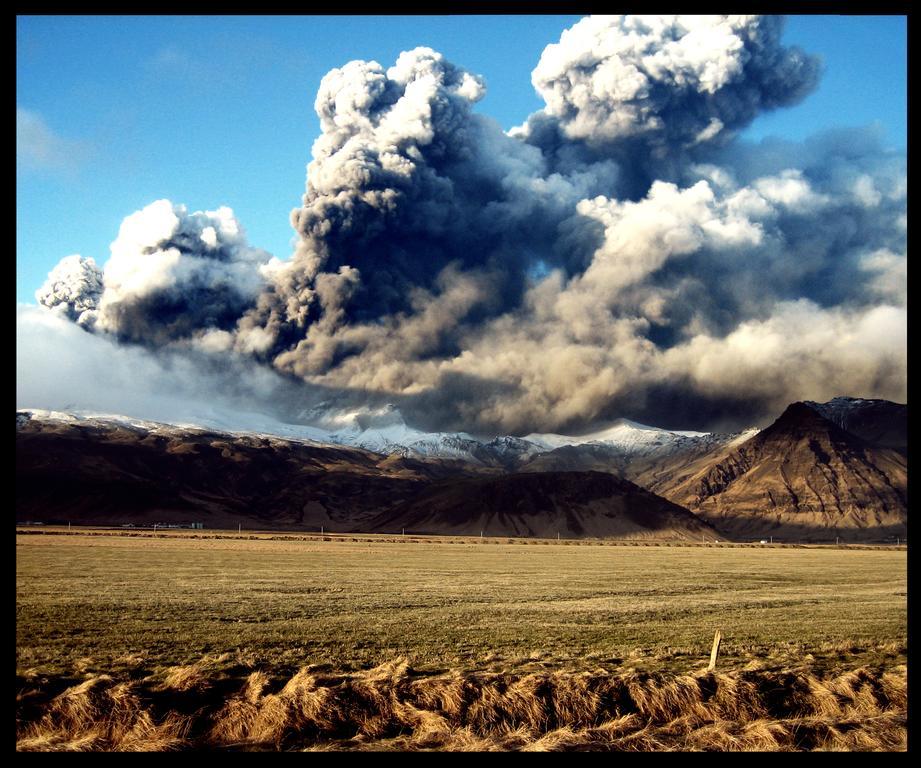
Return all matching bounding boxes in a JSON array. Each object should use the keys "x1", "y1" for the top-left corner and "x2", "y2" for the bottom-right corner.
[
  {"x1": 17, "y1": 403, "x2": 757, "y2": 464},
  {"x1": 525, "y1": 418, "x2": 710, "y2": 454}
]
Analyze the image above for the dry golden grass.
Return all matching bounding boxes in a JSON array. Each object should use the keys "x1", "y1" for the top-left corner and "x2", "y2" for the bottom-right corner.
[
  {"x1": 16, "y1": 675, "x2": 191, "y2": 752},
  {"x1": 16, "y1": 531, "x2": 907, "y2": 751},
  {"x1": 16, "y1": 532, "x2": 907, "y2": 678},
  {"x1": 16, "y1": 659, "x2": 907, "y2": 751}
]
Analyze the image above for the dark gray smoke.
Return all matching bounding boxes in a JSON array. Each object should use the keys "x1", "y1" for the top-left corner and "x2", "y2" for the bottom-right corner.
[
  {"x1": 31, "y1": 15, "x2": 906, "y2": 435},
  {"x1": 232, "y1": 46, "x2": 618, "y2": 376}
]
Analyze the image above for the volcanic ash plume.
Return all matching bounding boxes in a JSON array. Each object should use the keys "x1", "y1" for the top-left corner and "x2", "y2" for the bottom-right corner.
[
  {"x1": 30, "y1": 15, "x2": 907, "y2": 435},
  {"x1": 528, "y1": 15, "x2": 819, "y2": 147},
  {"x1": 40, "y1": 200, "x2": 272, "y2": 350},
  {"x1": 36, "y1": 254, "x2": 103, "y2": 328},
  {"x1": 234, "y1": 45, "x2": 614, "y2": 373},
  {"x1": 518, "y1": 15, "x2": 822, "y2": 195}
]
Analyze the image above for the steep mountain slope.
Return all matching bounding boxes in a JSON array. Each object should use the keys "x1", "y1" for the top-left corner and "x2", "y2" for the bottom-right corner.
[
  {"x1": 366, "y1": 471, "x2": 721, "y2": 540},
  {"x1": 658, "y1": 403, "x2": 907, "y2": 541},
  {"x1": 625, "y1": 429, "x2": 759, "y2": 498}
]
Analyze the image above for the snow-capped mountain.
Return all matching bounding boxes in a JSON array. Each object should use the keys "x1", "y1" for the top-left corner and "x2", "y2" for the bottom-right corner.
[
  {"x1": 16, "y1": 403, "x2": 756, "y2": 471},
  {"x1": 516, "y1": 420, "x2": 759, "y2": 477},
  {"x1": 526, "y1": 418, "x2": 709, "y2": 454},
  {"x1": 294, "y1": 402, "x2": 491, "y2": 462},
  {"x1": 482, "y1": 436, "x2": 547, "y2": 463},
  {"x1": 294, "y1": 403, "x2": 756, "y2": 465},
  {"x1": 16, "y1": 407, "x2": 334, "y2": 446}
]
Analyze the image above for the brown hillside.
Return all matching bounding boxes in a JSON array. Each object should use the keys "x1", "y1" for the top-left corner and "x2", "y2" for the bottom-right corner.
[
  {"x1": 17, "y1": 416, "x2": 713, "y2": 540},
  {"x1": 658, "y1": 403, "x2": 906, "y2": 541},
  {"x1": 366, "y1": 471, "x2": 720, "y2": 540},
  {"x1": 15, "y1": 418, "x2": 441, "y2": 530}
]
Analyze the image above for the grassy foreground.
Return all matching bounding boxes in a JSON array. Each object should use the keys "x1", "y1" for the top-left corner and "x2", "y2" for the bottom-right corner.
[{"x1": 16, "y1": 531, "x2": 907, "y2": 751}]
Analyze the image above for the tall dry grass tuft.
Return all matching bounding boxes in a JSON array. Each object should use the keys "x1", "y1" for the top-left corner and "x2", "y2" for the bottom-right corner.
[
  {"x1": 204, "y1": 670, "x2": 270, "y2": 746},
  {"x1": 17, "y1": 675, "x2": 189, "y2": 752},
  {"x1": 878, "y1": 666, "x2": 908, "y2": 709},
  {"x1": 464, "y1": 674, "x2": 552, "y2": 733},
  {"x1": 408, "y1": 675, "x2": 472, "y2": 721},
  {"x1": 624, "y1": 672, "x2": 714, "y2": 723},
  {"x1": 825, "y1": 667, "x2": 899, "y2": 717},
  {"x1": 223, "y1": 668, "x2": 337, "y2": 748},
  {"x1": 17, "y1": 661, "x2": 908, "y2": 751},
  {"x1": 548, "y1": 672, "x2": 603, "y2": 728},
  {"x1": 696, "y1": 670, "x2": 767, "y2": 722},
  {"x1": 159, "y1": 653, "x2": 232, "y2": 694}
]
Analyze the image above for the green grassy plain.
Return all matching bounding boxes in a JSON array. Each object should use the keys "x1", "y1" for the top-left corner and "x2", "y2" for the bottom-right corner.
[{"x1": 16, "y1": 530, "x2": 907, "y2": 681}]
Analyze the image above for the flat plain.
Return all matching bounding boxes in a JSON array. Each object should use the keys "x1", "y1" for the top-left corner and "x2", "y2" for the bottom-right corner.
[
  {"x1": 16, "y1": 530, "x2": 908, "y2": 751},
  {"x1": 17, "y1": 529, "x2": 906, "y2": 675}
]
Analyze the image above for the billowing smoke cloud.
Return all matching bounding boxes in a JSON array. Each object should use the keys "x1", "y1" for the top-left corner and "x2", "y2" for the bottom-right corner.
[
  {"x1": 517, "y1": 15, "x2": 821, "y2": 197},
  {"x1": 232, "y1": 45, "x2": 618, "y2": 372},
  {"x1": 39, "y1": 200, "x2": 271, "y2": 348},
  {"x1": 36, "y1": 254, "x2": 103, "y2": 328},
  {"x1": 29, "y1": 15, "x2": 906, "y2": 436},
  {"x1": 526, "y1": 16, "x2": 819, "y2": 148}
]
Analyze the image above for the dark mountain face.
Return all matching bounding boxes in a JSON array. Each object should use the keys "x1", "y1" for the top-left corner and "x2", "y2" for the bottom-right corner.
[
  {"x1": 660, "y1": 402, "x2": 907, "y2": 541},
  {"x1": 15, "y1": 418, "x2": 438, "y2": 530},
  {"x1": 367, "y1": 471, "x2": 721, "y2": 539},
  {"x1": 16, "y1": 415, "x2": 715, "y2": 540},
  {"x1": 802, "y1": 397, "x2": 907, "y2": 450},
  {"x1": 16, "y1": 395, "x2": 906, "y2": 542}
]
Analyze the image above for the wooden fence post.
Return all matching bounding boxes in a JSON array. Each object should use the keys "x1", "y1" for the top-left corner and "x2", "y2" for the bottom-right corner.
[{"x1": 708, "y1": 629, "x2": 722, "y2": 671}]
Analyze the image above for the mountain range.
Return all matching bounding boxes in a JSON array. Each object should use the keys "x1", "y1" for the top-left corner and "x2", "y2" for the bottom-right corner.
[{"x1": 15, "y1": 397, "x2": 906, "y2": 542}]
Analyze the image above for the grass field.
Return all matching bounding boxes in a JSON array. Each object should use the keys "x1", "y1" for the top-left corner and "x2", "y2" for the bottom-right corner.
[{"x1": 16, "y1": 530, "x2": 908, "y2": 751}]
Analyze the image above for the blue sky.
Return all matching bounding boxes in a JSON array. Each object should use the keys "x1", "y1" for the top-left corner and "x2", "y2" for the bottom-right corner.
[{"x1": 16, "y1": 14, "x2": 907, "y2": 306}]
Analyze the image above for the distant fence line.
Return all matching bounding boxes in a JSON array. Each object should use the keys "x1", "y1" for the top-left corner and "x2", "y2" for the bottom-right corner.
[{"x1": 13, "y1": 525, "x2": 906, "y2": 549}]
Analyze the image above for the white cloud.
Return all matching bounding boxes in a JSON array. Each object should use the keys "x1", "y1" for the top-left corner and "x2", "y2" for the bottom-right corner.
[
  {"x1": 16, "y1": 107, "x2": 90, "y2": 173},
  {"x1": 16, "y1": 303, "x2": 302, "y2": 430}
]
